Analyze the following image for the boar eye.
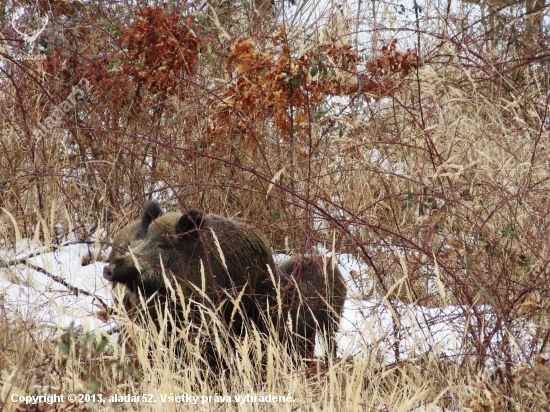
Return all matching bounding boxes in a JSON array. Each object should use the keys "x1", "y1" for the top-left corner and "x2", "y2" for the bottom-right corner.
[{"x1": 158, "y1": 242, "x2": 170, "y2": 249}]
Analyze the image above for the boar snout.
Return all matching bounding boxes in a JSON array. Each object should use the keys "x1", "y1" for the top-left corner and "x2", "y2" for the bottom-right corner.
[
  {"x1": 103, "y1": 264, "x2": 114, "y2": 281},
  {"x1": 103, "y1": 260, "x2": 139, "y2": 285}
]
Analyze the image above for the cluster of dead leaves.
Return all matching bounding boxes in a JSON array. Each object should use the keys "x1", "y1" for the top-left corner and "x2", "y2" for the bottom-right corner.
[
  {"x1": 464, "y1": 390, "x2": 505, "y2": 412},
  {"x1": 39, "y1": 9, "x2": 418, "y2": 144},
  {"x1": 40, "y1": 6, "x2": 202, "y2": 118},
  {"x1": 120, "y1": 7, "x2": 201, "y2": 96},
  {"x1": 208, "y1": 25, "x2": 419, "y2": 139},
  {"x1": 366, "y1": 39, "x2": 418, "y2": 78}
]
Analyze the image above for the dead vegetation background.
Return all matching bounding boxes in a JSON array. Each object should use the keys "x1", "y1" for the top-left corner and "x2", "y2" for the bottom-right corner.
[{"x1": 0, "y1": 0, "x2": 549, "y2": 410}]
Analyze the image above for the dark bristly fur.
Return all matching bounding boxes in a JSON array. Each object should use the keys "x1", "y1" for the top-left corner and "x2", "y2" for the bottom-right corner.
[
  {"x1": 104, "y1": 209, "x2": 276, "y2": 342},
  {"x1": 104, "y1": 203, "x2": 346, "y2": 366},
  {"x1": 107, "y1": 201, "x2": 163, "y2": 263},
  {"x1": 277, "y1": 254, "x2": 347, "y2": 360},
  {"x1": 106, "y1": 201, "x2": 163, "y2": 311}
]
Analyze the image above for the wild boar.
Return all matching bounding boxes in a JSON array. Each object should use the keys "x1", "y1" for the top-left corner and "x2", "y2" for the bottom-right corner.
[
  {"x1": 104, "y1": 209, "x2": 276, "y2": 339},
  {"x1": 277, "y1": 254, "x2": 347, "y2": 359}
]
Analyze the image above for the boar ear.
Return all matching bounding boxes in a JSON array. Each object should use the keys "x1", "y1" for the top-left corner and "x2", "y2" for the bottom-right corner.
[
  {"x1": 138, "y1": 201, "x2": 163, "y2": 238},
  {"x1": 176, "y1": 210, "x2": 203, "y2": 239}
]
